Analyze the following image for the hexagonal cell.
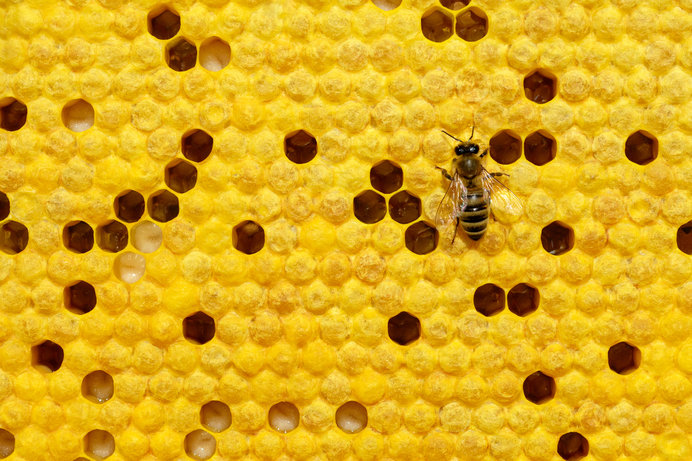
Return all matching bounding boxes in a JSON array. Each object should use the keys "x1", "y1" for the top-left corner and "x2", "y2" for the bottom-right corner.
[
  {"x1": 199, "y1": 37, "x2": 231, "y2": 72},
  {"x1": 456, "y1": 7, "x2": 488, "y2": 42},
  {"x1": 336, "y1": 401, "x2": 368, "y2": 434},
  {"x1": 147, "y1": 5, "x2": 180, "y2": 40},
  {"x1": 541, "y1": 221, "x2": 574, "y2": 256},
  {"x1": 147, "y1": 190, "x2": 179, "y2": 223},
  {"x1": 184, "y1": 312, "x2": 216, "y2": 345},
  {"x1": 0, "y1": 429, "x2": 14, "y2": 458},
  {"x1": 201, "y1": 401, "x2": 232, "y2": 433},
  {"x1": 114, "y1": 252, "x2": 146, "y2": 284},
  {"x1": 81, "y1": 370, "x2": 114, "y2": 404},
  {"x1": 185, "y1": 430, "x2": 216, "y2": 461},
  {"x1": 473, "y1": 283, "x2": 505, "y2": 316},
  {"x1": 677, "y1": 220, "x2": 692, "y2": 255},
  {"x1": 524, "y1": 130, "x2": 556, "y2": 166},
  {"x1": 114, "y1": 190, "x2": 145, "y2": 223},
  {"x1": 440, "y1": 0, "x2": 469, "y2": 10},
  {"x1": 388, "y1": 312, "x2": 421, "y2": 346},
  {"x1": 524, "y1": 69, "x2": 557, "y2": 104},
  {"x1": 608, "y1": 341, "x2": 641, "y2": 374},
  {"x1": 165, "y1": 159, "x2": 198, "y2": 193},
  {"x1": 32, "y1": 340, "x2": 64, "y2": 372},
  {"x1": 507, "y1": 283, "x2": 539, "y2": 317},
  {"x1": 232, "y1": 220, "x2": 265, "y2": 255},
  {"x1": 63, "y1": 221, "x2": 94, "y2": 254},
  {"x1": 421, "y1": 8, "x2": 454, "y2": 42},
  {"x1": 557, "y1": 432, "x2": 589, "y2": 460},
  {"x1": 405, "y1": 221, "x2": 438, "y2": 254},
  {"x1": 132, "y1": 221, "x2": 162, "y2": 253},
  {"x1": 354, "y1": 190, "x2": 386, "y2": 224},
  {"x1": 284, "y1": 130, "x2": 317, "y2": 164},
  {"x1": 268, "y1": 402, "x2": 300, "y2": 433},
  {"x1": 625, "y1": 130, "x2": 658, "y2": 165},
  {"x1": 388, "y1": 190, "x2": 421, "y2": 224},
  {"x1": 523, "y1": 371, "x2": 556, "y2": 404},
  {"x1": 0, "y1": 192, "x2": 8, "y2": 221},
  {"x1": 64, "y1": 281, "x2": 96, "y2": 315},
  {"x1": 0, "y1": 98, "x2": 27, "y2": 131},
  {"x1": 166, "y1": 37, "x2": 197, "y2": 72},
  {"x1": 489, "y1": 130, "x2": 522, "y2": 165},
  {"x1": 84, "y1": 429, "x2": 115, "y2": 460},
  {"x1": 372, "y1": 0, "x2": 402, "y2": 9},
  {"x1": 182, "y1": 129, "x2": 213, "y2": 163},
  {"x1": 61, "y1": 99, "x2": 94, "y2": 132},
  {"x1": 371, "y1": 160, "x2": 403, "y2": 194},
  {"x1": 96, "y1": 220, "x2": 128, "y2": 253},
  {"x1": 0, "y1": 220, "x2": 28, "y2": 255}
]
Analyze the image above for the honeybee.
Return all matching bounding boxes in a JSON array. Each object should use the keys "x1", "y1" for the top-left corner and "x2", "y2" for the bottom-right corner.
[{"x1": 435, "y1": 128, "x2": 523, "y2": 242}]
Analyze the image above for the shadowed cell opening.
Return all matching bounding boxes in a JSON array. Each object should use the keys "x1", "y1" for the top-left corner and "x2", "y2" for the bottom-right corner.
[
  {"x1": 557, "y1": 432, "x2": 589, "y2": 460},
  {"x1": 232, "y1": 220, "x2": 265, "y2": 254},
  {"x1": 440, "y1": 0, "x2": 470, "y2": 10},
  {"x1": 678, "y1": 220, "x2": 692, "y2": 255},
  {"x1": 114, "y1": 190, "x2": 145, "y2": 223},
  {"x1": 268, "y1": 402, "x2": 300, "y2": 433},
  {"x1": 524, "y1": 69, "x2": 557, "y2": 104},
  {"x1": 166, "y1": 37, "x2": 197, "y2": 72},
  {"x1": 489, "y1": 130, "x2": 522, "y2": 165},
  {"x1": 284, "y1": 130, "x2": 317, "y2": 164},
  {"x1": 608, "y1": 341, "x2": 641, "y2": 374},
  {"x1": 96, "y1": 220, "x2": 128, "y2": 253},
  {"x1": 61, "y1": 99, "x2": 94, "y2": 132},
  {"x1": 200, "y1": 37, "x2": 231, "y2": 72},
  {"x1": 201, "y1": 401, "x2": 232, "y2": 433},
  {"x1": 165, "y1": 159, "x2": 198, "y2": 193},
  {"x1": 388, "y1": 312, "x2": 421, "y2": 345},
  {"x1": 185, "y1": 429, "x2": 216, "y2": 461},
  {"x1": 388, "y1": 190, "x2": 421, "y2": 224},
  {"x1": 523, "y1": 371, "x2": 556, "y2": 404},
  {"x1": 64, "y1": 281, "x2": 96, "y2": 315},
  {"x1": 84, "y1": 429, "x2": 115, "y2": 460},
  {"x1": 0, "y1": 98, "x2": 27, "y2": 131},
  {"x1": 0, "y1": 429, "x2": 13, "y2": 458},
  {"x1": 524, "y1": 130, "x2": 556, "y2": 166},
  {"x1": 184, "y1": 312, "x2": 216, "y2": 345},
  {"x1": 63, "y1": 221, "x2": 94, "y2": 254},
  {"x1": 456, "y1": 7, "x2": 488, "y2": 42},
  {"x1": 421, "y1": 8, "x2": 454, "y2": 42},
  {"x1": 405, "y1": 221, "x2": 438, "y2": 254},
  {"x1": 0, "y1": 192, "x2": 8, "y2": 221},
  {"x1": 625, "y1": 130, "x2": 657, "y2": 165},
  {"x1": 354, "y1": 190, "x2": 386, "y2": 224},
  {"x1": 507, "y1": 283, "x2": 539, "y2": 317},
  {"x1": 182, "y1": 129, "x2": 213, "y2": 163},
  {"x1": 474, "y1": 283, "x2": 505, "y2": 316},
  {"x1": 147, "y1": 6, "x2": 180, "y2": 40},
  {"x1": 541, "y1": 221, "x2": 574, "y2": 255},
  {"x1": 32, "y1": 340, "x2": 64, "y2": 372},
  {"x1": 148, "y1": 190, "x2": 179, "y2": 223},
  {"x1": 371, "y1": 160, "x2": 403, "y2": 194},
  {"x1": 81, "y1": 370, "x2": 114, "y2": 404},
  {"x1": 0, "y1": 221, "x2": 28, "y2": 255},
  {"x1": 371, "y1": 0, "x2": 402, "y2": 10},
  {"x1": 336, "y1": 401, "x2": 368, "y2": 433}
]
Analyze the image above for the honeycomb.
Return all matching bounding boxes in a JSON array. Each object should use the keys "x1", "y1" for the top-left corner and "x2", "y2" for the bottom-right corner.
[{"x1": 0, "y1": 0, "x2": 691, "y2": 460}]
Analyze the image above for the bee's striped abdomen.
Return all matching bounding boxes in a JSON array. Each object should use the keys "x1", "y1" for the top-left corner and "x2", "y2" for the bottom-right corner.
[{"x1": 461, "y1": 189, "x2": 489, "y2": 240}]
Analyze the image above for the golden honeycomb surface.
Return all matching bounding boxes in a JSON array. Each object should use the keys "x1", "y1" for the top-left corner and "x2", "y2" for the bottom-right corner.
[{"x1": 0, "y1": 0, "x2": 691, "y2": 460}]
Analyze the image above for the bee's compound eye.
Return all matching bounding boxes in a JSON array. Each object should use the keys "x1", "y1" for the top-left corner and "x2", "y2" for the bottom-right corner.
[
  {"x1": 470, "y1": 144, "x2": 479, "y2": 154},
  {"x1": 454, "y1": 146, "x2": 464, "y2": 156}
]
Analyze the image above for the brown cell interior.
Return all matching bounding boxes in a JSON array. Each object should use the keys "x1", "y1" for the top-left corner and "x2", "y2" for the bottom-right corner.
[
  {"x1": 0, "y1": 428, "x2": 14, "y2": 458},
  {"x1": 148, "y1": 7, "x2": 181, "y2": 40},
  {"x1": 405, "y1": 221, "x2": 438, "y2": 254},
  {"x1": 353, "y1": 190, "x2": 387, "y2": 224},
  {"x1": 84, "y1": 429, "x2": 115, "y2": 460},
  {"x1": 523, "y1": 371, "x2": 556, "y2": 404},
  {"x1": 165, "y1": 159, "x2": 198, "y2": 194},
  {"x1": 524, "y1": 131, "x2": 556, "y2": 166},
  {"x1": 284, "y1": 130, "x2": 317, "y2": 164},
  {"x1": 96, "y1": 220, "x2": 128, "y2": 253},
  {"x1": 388, "y1": 311, "x2": 421, "y2": 346},
  {"x1": 440, "y1": 0, "x2": 470, "y2": 10},
  {"x1": 489, "y1": 130, "x2": 522, "y2": 165},
  {"x1": 370, "y1": 160, "x2": 404, "y2": 194},
  {"x1": 167, "y1": 37, "x2": 197, "y2": 72},
  {"x1": 114, "y1": 190, "x2": 145, "y2": 223},
  {"x1": 541, "y1": 221, "x2": 574, "y2": 256},
  {"x1": 608, "y1": 341, "x2": 641, "y2": 374},
  {"x1": 81, "y1": 370, "x2": 114, "y2": 404},
  {"x1": 184, "y1": 312, "x2": 216, "y2": 345},
  {"x1": 147, "y1": 190, "x2": 179, "y2": 223},
  {"x1": 335, "y1": 401, "x2": 368, "y2": 434},
  {"x1": 388, "y1": 190, "x2": 421, "y2": 224},
  {"x1": 625, "y1": 130, "x2": 658, "y2": 165},
  {"x1": 32, "y1": 340, "x2": 64, "y2": 372},
  {"x1": 0, "y1": 192, "x2": 8, "y2": 221},
  {"x1": 0, "y1": 99, "x2": 27, "y2": 132},
  {"x1": 182, "y1": 129, "x2": 213, "y2": 163},
  {"x1": 371, "y1": 0, "x2": 402, "y2": 10},
  {"x1": 455, "y1": 7, "x2": 488, "y2": 42},
  {"x1": 232, "y1": 220, "x2": 265, "y2": 255},
  {"x1": 61, "y1": 99, "x2": 94, "y2": 133},
  {"x1": 268, "y1": 402, "x2": 300, "y2": 433},
  {"x1": 678, "y1": 221, "x2": 692, "y2": 255},
  {"x1": 65, "y1": 281, "x2": 97, "y2": 315},
  {"x1": 184, "y1": 429, "x2": 216, "y2": 460},
  {"x1": 557, "y1": 432, "x2": 589, "y2": 460},
  {"x1": 0, "y1": 221, "x2": 28, "y2": 255},
  {"x1": 524, "y1": 70, "x2": 557, "y2": 104},
  {"x1": 421, "y1": 8, "x2": 454, "y2": 42},
  {"x1": 199, "y1": 37, "x2": 231, "y2": 72},
  {"x1": 473, "y1": 283, "x2": 505, "y2": 316},
  {"x1": 63, "y1": 221, "x2": 94, "y2": 254},
  {"x1": 507, "y1": 283, "x2": 539, "y2": 317},
  {"x1": 201, "y1": 401, "x2": 232, "y2": 433}
]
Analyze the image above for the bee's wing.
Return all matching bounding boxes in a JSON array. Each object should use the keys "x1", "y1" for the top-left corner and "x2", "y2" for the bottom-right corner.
[
  {"x1": 435, "y1": 171, "x2": 467, "y2": 228},
  {"x1": 480, "y1": 168, "x2": 523, "y2": 220}
]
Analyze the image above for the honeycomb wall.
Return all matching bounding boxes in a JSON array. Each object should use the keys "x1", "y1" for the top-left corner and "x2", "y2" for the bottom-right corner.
[{"x1": 0, "y1": 0, "x2": 691, "y2": 460}]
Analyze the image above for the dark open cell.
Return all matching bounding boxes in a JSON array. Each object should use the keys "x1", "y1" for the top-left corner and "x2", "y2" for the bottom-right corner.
[
  {"x1": 0, "y1": 98, "x2": 27, "y2": 131},
  {"x1": 370, "y1": 160, "x2": 403, "y2": 194},
  {"x1": 65, "y1": 281, "x2": 96, "y2": 315},
  {"x1": 354, "y1": 190, "x2": 386, "y2": 224},
  {"x1": 148, "y1": 6, "x2": 181, "y2": 40},
  {"x1": 183, "y1": 312, "x2": 216, "y2": 345},
  {"x1": 199, "y1": 37, "x2": 231, "y2": 72},
  {"x1": 473, "y1": 283, "x2": 505, "y2": 316},
  {"x1": 507, "y1": 283, "x2": 539, "y2": 317},
  {"x1": 32, "y1": 340, "x2": 64, "y2": 372},
  {"x1": 96, "y1": 220, "x2": 128, "y2": 253},
  {"x1": 625, "y1": 130, "x2": 657, "y2": 165},
  {"x1": 0, "y1": 221, "x2": 28, "y2": 255},
  {"x1": 524, "y1": 70, "x2": 557, "y2": 104},
  {"x1": 167, "y1": 37, "x2": 197, "y2": 72},
  {"x1": 201, "y1": 401, "x2": 232, "y2": 433},
  {"x1": 541, "y1": 221, "x2": 574, "y2": 256},
  {"x1": 182, "y1": 129, "x2": 213, "y2": 163},
  {"x1": 284, "y1": 130, "x2": 317, "y2": 164},
  {"x1": 268, "y1": 402, "x2": 300, "y2": 433},
  {"x1": 115, "y1": 190, "x2": 145, "y2": 223},
  {"x1": 489, "y1": 130, "x2": 522, "y2": 165},
  {"x1": 81, "y1": 370, "x2": 114, "y2": 404},
  {"x1": 388, "y1": 190, "x2": 421, "y2": 224},
  {"x1": 84, "y1": 430, "x2": 115, "y2": 460},
  {"x1": 523, "y1": 371, "x2": 556, "y2": 404},
  {"x1": 456, "y1": 7, "x2": 488, "y2": 42},
  {"x1": 678, "y1": 221, "x2": 692, "y2": 255},
  {"x1": 184, "y1": 429, "x2": 216, "y2": 460},
  {"x1": 233, "y1": 220, "x2": 265, "y2": 255},
  {"x1": 405, "y1": 221, "x2": 438, "y2": 254},
  {"x1": 63, "y1": 221, "x2": 94, "y2": 254},
  {"x1": 61, "y1": 99, "x2": 94, "y2": 132},
  {"x1": 557, "y1": 432, "x2": 589, "y2": 460},
  {"x1": 608, "y1": 342, "x2": 641, "y2": 374},
  {"x1": 421, "y1": 8, "x2": 454, "y2": 42},
  {"x1": 388, "y1": 311, "x2": 421, "y2": 345},
  {"x1": 440, "y1": 0, "x2": 470, "y2": 10},
  {"x1": 524, "y1": 131, "x2": 556, "y2": 166},
  {"x1": 0, "y1": 428, "x2": 14, "y2": 458},
  {"x1": 148, "y1": 190, "x2": 179, "y2": 223},
  {"x1": 0, "y1": 192, "x2": 8, "y2": 221},
  {"x1": 335, "y1": 401, "x2": 368, "y2": 434},
  {"x1": 165, "y1": 159, "x2": 198, "y2": 194}
]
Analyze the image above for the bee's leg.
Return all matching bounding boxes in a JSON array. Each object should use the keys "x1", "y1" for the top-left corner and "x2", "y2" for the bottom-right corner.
[
  {"x1": 490, "y1": 172, "x2": 510, "y2": 177},
  {"x1": 435, "y1": 166, "x2": 454, "y2": 181},
  {"x1": 479, "y1": 148, "x2": 488, "y2": 158}
]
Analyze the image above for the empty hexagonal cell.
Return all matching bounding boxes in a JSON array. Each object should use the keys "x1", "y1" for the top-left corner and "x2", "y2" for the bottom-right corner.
[
  {"x1": 268, "y1": 402, "x2": 299, "y2": 433},
  {"x1": 0, "y1": 192, "x2": 8, "y2": 221},
  {"x1": 81, "y1": 370, "x2": 114, "y2": 404},
  {"x1": 336, "y1": 401, "x2": 368, "y2": 434},
  {"x1": 524, "y1": 130, "x2": 556, "y2": 166},
  {"x1": 184, "y1": 312, "x2": 216, "y2": 345},
  {"x1": 473, "y1": 283, "x2": 505, "y2": 316},
  {"x1": 232, "y1": 220, "x2": 265, "y2": 255},
  {"x1": 388, "y1": 312, "x2": 421, "y2": 346},
  {"x1": 370, "y1": 160, "x2": 403, "y2": 194},
  {"x1": 0, "y1": 98, "x2": 27, "y2": 131},
  {"x1": 440, "y1": 0, "x2": 469, "y2": 10},
  {"x1": 32, "y1": 340, "x2": 64, "y2": 372},
  {"x1": 507, "y1": 283, "x2": 539, "y2": 317},
  {"x1": 677, "y1": 220, "x2": 692, "y2": 255},
  {"x1": 201, "y1": 401, "x2": 232, "y2": 433},
  {"x1": 0, "y1": 221, "x2": 28, "y2": 255},
  {"x1": 131, "y1": 221, "x2": 162, "y2": 253},
  {"x1": 456, "y1": 7, "x2": 488, "y2": 42},
  {"x1": 557, "y1": 432, "x2": 589, "y2": 460},
  {"x1": 421, "y1": 8, "x2": 454, "y2": 42},
  {"x1": 185, "y1": 430, "x2": 216, "y2": 461},
  {"x1": 148, "y1": 190, "x2": 179, "y2": 223},
  {"x1": 608, "y1": 342, "x2": 641, "y2": 374},
  {"x1": 405, "y1": 221, "x2": 438, "y2": 254},
  {"x1": 388, "y1": 190, "x2": 421, "y2": 224},
  {"x1": 354, "y1": 190, "x2": 386, "y2": 224},
  {"x1": 63, "y1": 221, "x2": 94, "y2": 254},
  {"x1": 524, "y1": 70, "x2": 557, "y2": 104},
  {"x1": 541, "y1": 221, "x2": 574, "y2": 256},
  {"x1": 64, "y1": 281, "x2": 96, "y2": 315},
  {"x1": 147, "y1": 5, "x2": 180, "y2": 40},
  {"x1": 0, "y1": 429, "x2": 14, "y2": 458},
  {"x1": 372, "y1": 0, "x2": 402, "y2": 10},
  {"x1": 114, "y1": 252, "x2": 146, "y2": 284},
  {"x1": 523, "y1": 371, "x2": 556, "y2": 404},
  {"x1": 182, "y1": 129, "x2": 213, "y2": 163},
  {"x1": 489, "y1": 130, "x2": 522, "y2": 165},
  {"x1": 284, "y1": 130, "x2": 317, "y2": 164},
  {"x1": 165, "y1": 159, "x2": 198, "y2": 193},
  {"x1": 199, "y1": 37, "x2": 231, "y2": 72},
  {"x1": 166, "y1": 37, "x2": 197, "y2": 72},
  {"x1": 115, "y1": 190, "x2": 145, "y2": 223},
  {"x1": 625, "y1": 130, "x2": 658, "y2": 165},
  {"x1": 96, "y1": 220, "x2": 128, "y2": 253},
  {"x1": 84, "y1": 429, "x2": 115, "y2": 460},
  {"x1": 61, "y1": 99, "x2": 94, "y2": 132}
]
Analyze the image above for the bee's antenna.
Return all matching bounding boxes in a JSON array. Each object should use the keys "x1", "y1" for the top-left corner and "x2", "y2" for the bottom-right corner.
[
  {"x1": 441, "y1": 130, "x2": 464, "y2": 143},
  {"x1": 468, "y1": 125, "x2": 475, "y2": 141}
]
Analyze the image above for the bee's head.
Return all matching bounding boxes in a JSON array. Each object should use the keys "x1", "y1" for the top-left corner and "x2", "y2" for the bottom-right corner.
[{"x1": 454, "y1": 142, "x2": 480, "y2": 156}]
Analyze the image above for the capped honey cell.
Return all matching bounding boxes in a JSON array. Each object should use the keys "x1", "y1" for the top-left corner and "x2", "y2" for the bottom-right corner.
[
  {"x1": 524, "y1": 70, "x2": 557, "y2": 104},
  {"x1": 0, "y1": 98, "x2": 27, "y2": 131},
  {"x1": 388, "y1": 311, "x2": 421, "y2": 345},
  {"x1": 147, "y1": 6, "x2": 180, "y2": 40}
]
